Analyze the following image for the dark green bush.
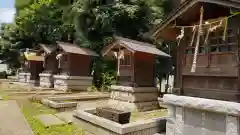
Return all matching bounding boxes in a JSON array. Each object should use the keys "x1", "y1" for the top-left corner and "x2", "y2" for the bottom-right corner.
[{"x1": 0, "y1": 71, "x2": 7, "y2": 79}]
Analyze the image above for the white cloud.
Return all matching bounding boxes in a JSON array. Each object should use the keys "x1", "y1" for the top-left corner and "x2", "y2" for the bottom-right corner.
[{"x1": 0, "y1": 8, "x2": 15, "y2": 23}]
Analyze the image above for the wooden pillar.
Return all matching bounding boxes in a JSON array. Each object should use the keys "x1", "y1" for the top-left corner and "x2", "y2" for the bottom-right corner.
[
  {"x1": 67, "y1": 53, "x2": 71, "y2": 76},
  {"x1": 237, "y1": 28, "x2": 240, "y2": 101},
  {"x1": 131, "y1": 52, "x2": 135, "y2": 87},
  {"x1": 179, "y1": 39, "x2": 185, "y2": 95}
]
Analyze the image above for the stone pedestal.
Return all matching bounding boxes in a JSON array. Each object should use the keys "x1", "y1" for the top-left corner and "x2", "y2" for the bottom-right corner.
[
  {"x1": 53, "y1": 75, "x2": 92, "y2": 92},
  {"x1": 18, "y1": 72, "x2": 30, "y2": 84},
  {"x1": 108, "y1": 85, "x2": 159, "y2": 112},
  {"x1": 39, "y1": 73, "x2": 54, "y2": 88},
  {"x1": 163, "y1": 94, "x2": 240, "y2": 135},
  {"x1": 29, "y1": 79, "x2": 40, "y2": 86}
]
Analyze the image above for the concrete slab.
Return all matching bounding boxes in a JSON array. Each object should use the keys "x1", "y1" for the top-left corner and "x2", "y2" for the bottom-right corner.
[
  {"x1": 36, "y1": 114, "x2": 65, "y2": 127},
  {"x1": 0, "y1": 100, "x2": 34, "y2": 135},
  {"x1": 55, "y1": 112, "x2": 73, "y2": 124}
]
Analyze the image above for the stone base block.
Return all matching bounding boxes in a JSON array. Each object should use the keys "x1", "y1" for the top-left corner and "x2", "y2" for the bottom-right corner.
[
  {"x1": 18, "y1": 72, "x2": 30, "y2": 84},
  {"x1": 163, "y1": 94, "x2": 240, "y2": 135},
  {"x1": 108, "y1": 99, "x2": 160, "y2": 112},
  {"x1": 29, "y1": 80, "x2": 40, "y2": 86},
  {"x1": 53, "y1": 75, "x2": 93, "y2": 92},
  {"x1": 25, "y1": 73, "x2": 31, "y2": 84},
  {"x1": 109, "y1": 85, "x2": 159, "y2": 112},
  {"x1": 39, "y1": 73, "x2": 53, "y2": 88},
  {"x1": 73, "y1": 108, "x2": 166, "y2": 135}
]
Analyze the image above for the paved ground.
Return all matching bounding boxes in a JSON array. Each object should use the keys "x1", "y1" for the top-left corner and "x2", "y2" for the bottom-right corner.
[{"x1": 0, "y1": 100, "x2": 34, "y2": 135}]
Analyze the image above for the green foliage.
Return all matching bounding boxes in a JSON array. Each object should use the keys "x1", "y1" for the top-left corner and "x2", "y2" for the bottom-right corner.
[
  {"x1": 15, "y1": 0, "x2": 66, "y2": 44},
  {"x1": 0, "y1": 71, "x2": 7, "y2": 79},
  {"x1": 87, "y1": 85, "x2": 98, "y2": 92},
  {"x1": 15, "y1": 0, "x2": 33, "y2": 10},
  {"x1": 70, "y1": 0, "x2": 161, "y2": 88},
  {"x1": 102, "y1": 72, "x2": 116, "y2": 91},
  {"x1": 21, "y1": 101, "x2": 84, "y2": 135},
  {"x1": 0, "y1": 24, "x2": 21, "y2": 69}
]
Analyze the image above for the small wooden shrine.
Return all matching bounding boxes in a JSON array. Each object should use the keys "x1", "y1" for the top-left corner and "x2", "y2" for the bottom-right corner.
[
  {"x1": 153, "y1": 0, "x2": 240, "y2": 102},
  {"x1": 37, "y1": 44, "x2": 58, "y2": 88},
  {"x1": 18, "y1": 49, "x2": 44, "y2": 86},
  {"x1": 102, "y1": 37, "x2": 170, "y2": 111},
  {"x1": 53, "y1": 42, "x2": 99, "y2": 91}
]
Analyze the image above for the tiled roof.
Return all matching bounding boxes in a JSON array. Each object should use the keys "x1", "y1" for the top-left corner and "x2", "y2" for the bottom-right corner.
[
  {"x1": 24, "y1": 52, "x2": 44, "y2": 61},
  {"x1": 102, "y1": 37, "x2": 170, "y2": 57},
  {"x1": 57, "y1": 42, "x2": 99, "y2": 57},
  {"x1": 40, "y1": 44, "x2": 57, "y2": 54},
  {"x1": 116, "y1": 37, "x2": 170, "y2": 57}
]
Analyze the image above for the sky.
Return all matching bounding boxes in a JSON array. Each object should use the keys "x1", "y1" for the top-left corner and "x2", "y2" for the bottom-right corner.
[{"x1": 0, "y1": 0, "x2": 15, "y2": 23}]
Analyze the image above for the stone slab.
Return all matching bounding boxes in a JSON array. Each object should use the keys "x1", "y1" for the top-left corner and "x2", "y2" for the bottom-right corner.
[
  {"x1": 36, "y1": 114, "x2": 65, "y2": 127},
  {"x1": 55, "y1": 112, "x2": 73, "y2": 124},
  {"x1": 0, "y1": 96, "x2": 3, "y2": 100},
  {"x1": 0, "y1": 100, "x2": 34, "y2": 135},
  {"x1": 41, "y1": 98, "x2": 77, "y2": 109},
  {"x1": 163, "y1": 94, "x2": 240, "y2": 116}
]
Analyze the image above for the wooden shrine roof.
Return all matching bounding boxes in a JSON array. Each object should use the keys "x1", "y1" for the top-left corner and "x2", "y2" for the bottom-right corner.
[
  {"x1": 102, "y1": 37, "x2": 170, "y2": 57},
  {"x1": 152, "y1": 0, "x2": 240, "y2": 40},
  {"x1": 40, "y1": 44, "x2": 57, "y2": 54},
  {"x1": 24, "y1": 52, "x2": 44, "y2": 61},
  {"x1": 57, "y1": 42, "x2": 99, "y2": 57}
]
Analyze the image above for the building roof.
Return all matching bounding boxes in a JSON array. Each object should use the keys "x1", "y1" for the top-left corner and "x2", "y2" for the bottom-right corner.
[
  {"x1": 24, "y1": 52, "x2": 44, "y2": 61},
  {"x1": 40, "y1": 44, "x2": 57, "y2": 54},
  {"x1": 102, "y1": 37, "x2": 170, "y2": 57},
  {"x1": 57, "y1": 42, "x2": 99, "y2": 57},
  {"x1": 152, "y1": 0, "x2": 240, "y2": 39}
]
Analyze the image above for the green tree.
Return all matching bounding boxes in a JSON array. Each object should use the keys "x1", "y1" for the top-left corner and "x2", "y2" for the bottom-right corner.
[
  {"x1": 3, "y1": 0, "x2": 74, "y2": 68},
  {"x1": 0, "y1": 23, "x2": 21, "y2": 69},
  {"x1": 10, "y1": 0, "x2": 172, "y2": 89}
]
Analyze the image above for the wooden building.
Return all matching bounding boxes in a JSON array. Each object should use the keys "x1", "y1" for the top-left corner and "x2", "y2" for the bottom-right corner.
[
  {"x1": 102, "y1": 37, "x2": 170, "y2": 111},
  {"x1": 53, "y1": 42, "x2": 99, "y2": 91},
  {"x1": 18, "y1": 50, "x2": 44, "y2": 86},
  {"x1": 153, "y1": 0, "x2": 240, "y2": 102},
  {"x1": 38, "y1": 44, "x2": 58, "y2": 88}
]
